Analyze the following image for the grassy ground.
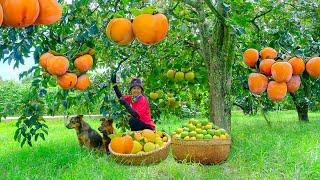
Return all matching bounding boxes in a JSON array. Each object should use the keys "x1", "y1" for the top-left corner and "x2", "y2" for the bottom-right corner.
[{"x1": 0, "y1": 111, "x2": 320, "y2": 179}]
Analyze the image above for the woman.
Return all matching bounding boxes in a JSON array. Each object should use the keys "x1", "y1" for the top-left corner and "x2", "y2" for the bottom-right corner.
[{"x1": 112, "y1": 77, "x2": 155, "y2": 131}]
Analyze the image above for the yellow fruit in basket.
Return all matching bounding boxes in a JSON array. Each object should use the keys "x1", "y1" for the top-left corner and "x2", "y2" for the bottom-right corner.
[
  {"x1": 134, "y1": 132, "x2": 143, "y2": 141},
  {"x1": 144, "y1": 142, "x2": 156, "y2": 152},
  {"x1": 173, "y1": 133, "x2": 181, "y2": 139},
  {"x1": 218, "y1": 128, "x2": 227, "y2": 134},
  {"x1": 220, "y1": 135, "x2": 227, "y2": 140},
  {"x1": 155, "y1": 144, "x2": 160, "y2": 149},
  {"x1": 189, "y1": 131, "x2": 197, "y2": 137},
  {"x1": 212, "y1": 135, "x2": 220, "y2": 140},
  {"x1": 188, "y1": 118, "x2": 198, "y2": 125},
  {"x1": 196, "y1": 134, "x2": 204, "y2": 140},
  {"x1": 175, "y1": 135, "x2": 181, "y2": 139},
  {"x1": 187, "y1": 124, "x2": 196, "y2": 131},
  {"x1": 176, "y1": 128, "x2": 183, "y2": 134},
  {"x1": 214, "y1": 130, "x2": 222, "y2": 136},
  {"x1": 201, "y1": 120, "x2": 209, "y2": 126},
  {"x1": 137, "y1": 151, "x2": 145, "y2": 155},
  {"x1": 195, "y1": 128, "x2": 202, "y2": 134},
  {"x1": 196, "y1": 123, "x2": 202, "y2": 128},
  {"x1": 204, "y1": 124, "x2": 213, "y2": 130},
  {"x1": 155, "y1": 137, "x2": 164, "y2": 146},
  {"x1": 131, "y1": 140, "x2": 143, "y2": 154},
  {"x1": 204, "y1": 134, "x2": 212, "y2": 139},
  {"x1": 141, "y1": 129, "x2": 156, "y2": 142},
  {"x1": 160, "y1": 142, "x2": 166, "y2": 147},
  {"x1": 225, "y1": 133, "x2": 230, "y2": 139},
  {"x1": 156, "y1": 131, "x2": 163, "y2": 137},
  {"x1": 155, "y1": 136, "x2": 162, "y2": 142},
  {"x1": 181, "y1": 131, "x2": 189, "y2": 138},
  {"x1": 188, "y1": 118, "x2": 194, "y2": 124},
  {"x1": 207, "y1": 129, "x2": 215, "y2": 136},
  {"x1": 201, "y1": 130, "x2": 208, "y2": 135},
  {"x1": 184, "y1": 136, "x2": 190, "y2": 140},
  {"x1": 162, "y1": 136, "x2": 168, "y2": 142},
  {"x1": 190, "y1": 136, "x2": 197, "y2": 140}
]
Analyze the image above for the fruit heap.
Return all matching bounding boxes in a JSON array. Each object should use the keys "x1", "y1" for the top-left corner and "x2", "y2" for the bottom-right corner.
[
  {"x1": 0, "y1": 0, "x2": 62, "y2": 27},
  {"x1": 244, "y1": 47, "x2": 320, "y2": 101},
  {"x1": 110, "y1": 129, "x2": 169, "y2": 155},
  {"x1": 106, "y1": 13, "x2": 169, "y2": 46},
  {"x1": 171, "y1": 118, "x2": 230, "y2": 140},
  {"x1": 39, "y1": 50, "x2": 94, "y2": 90},
  {"x1": 166, "y1": 69, "x2": 195, "y2": 82}
]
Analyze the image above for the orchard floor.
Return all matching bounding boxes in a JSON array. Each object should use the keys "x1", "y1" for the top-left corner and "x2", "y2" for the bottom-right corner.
[{"x1": 0, "y1": 111, "x2": 320, "y2": 179}]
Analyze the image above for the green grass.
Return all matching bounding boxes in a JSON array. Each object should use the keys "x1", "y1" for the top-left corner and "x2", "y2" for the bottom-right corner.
[{"x1": 0, "y1": 111, "x2": 320, "y2": 179}]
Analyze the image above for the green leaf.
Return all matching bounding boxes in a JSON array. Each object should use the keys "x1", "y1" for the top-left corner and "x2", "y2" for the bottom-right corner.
[
  {"x1": 35, "y1": 134, "x2": 39, "y2": 141},
  {"x1": 27, "y1": 140, "x2": 32, "y2": 147},
  {"x1": 14, "y1": 129, "x2": 20, "y2": 141},
  {"x1": 21, "y1": 138, "x2": 26, "y2": 148},
  {"x1": 142, "y1": 6, "x2": 156, "y2": 14},
  {"x1": 39, "y1": 133, "x2": 45, "y2": 141}
]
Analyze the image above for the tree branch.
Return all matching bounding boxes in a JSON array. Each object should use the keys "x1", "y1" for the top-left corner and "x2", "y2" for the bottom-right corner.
[
  {"x1": 249, "y1": 8, "x2": 274, "y2": 41},
  {"x1": 114, "y1": 0, "x2": 120, "y2": 12},
  {"x1": 185, "y1": 0, "x2": 226, "y2": 25},
  {"x1": 184, "y1": 0, "x2": 198, "y2": 8},
  {"x1": 169, "y1": 2, "x2": 180, "y2": 12},
  {"x1": 168, "y1": 3, "x2": 199, "y2": 23},
  {"x1": 204, "y1": 0, "x2": 226, "y2": 25},
  {"x1": 251, "y1": 8, "x2": 274, "y2": 22}
]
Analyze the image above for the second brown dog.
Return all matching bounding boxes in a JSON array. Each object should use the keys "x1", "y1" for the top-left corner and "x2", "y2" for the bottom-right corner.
[{"x1": 98, "y1": 118, "x2": 116, "y2": 153}]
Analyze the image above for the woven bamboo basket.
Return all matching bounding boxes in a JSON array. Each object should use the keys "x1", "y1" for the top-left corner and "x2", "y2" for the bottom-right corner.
[
  {"x1": 108, "y1": 132, "x2": 171, "y2": 165},
  {"x1": 171, "y1": 138, "x2": 231, "y2": 164}
]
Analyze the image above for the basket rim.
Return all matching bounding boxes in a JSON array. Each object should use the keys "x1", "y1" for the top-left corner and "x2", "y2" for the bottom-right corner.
[
  {"x1": 108, "y1": 132, "x2": 171, "y2": 157},
  {"x1": 172, "y1": 137, "x2": 231, "y2": 145}
]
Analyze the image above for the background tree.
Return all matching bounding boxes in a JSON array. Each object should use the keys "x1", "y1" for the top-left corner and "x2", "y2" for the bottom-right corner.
[{"x1": 231, "y1": 0, "x2": 320, "y2": 122}]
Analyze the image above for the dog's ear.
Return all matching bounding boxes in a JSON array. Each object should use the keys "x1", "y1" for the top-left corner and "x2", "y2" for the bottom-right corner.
[
  {"x1": 107, "y1": 119, "x2": 113, "y2": 125},
  {"x1": 80, "y1": 120, "x2": 90, "y2": 130},
  {"x1": 78, "y1": 115, "x2": 84, "y2": 119},
  {"x1": 100, "y1": 118, "x2": 106, "y2": 122}
]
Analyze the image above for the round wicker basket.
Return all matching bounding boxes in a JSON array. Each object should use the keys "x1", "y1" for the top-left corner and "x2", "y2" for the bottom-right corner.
[
  {"x1": 171, "y1": 138, "x2": 231, "y2": 164},
  {"x1": 108, "y1": 132, "x2": 171, "y2": 165}
]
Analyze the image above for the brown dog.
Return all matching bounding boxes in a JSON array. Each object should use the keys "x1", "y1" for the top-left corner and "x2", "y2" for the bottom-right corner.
[
  {"x1": 98, "y1": 118, "x2": 116, "y2": 153},
  {"x1": 66, "y1": 115, "x2": 103, "y2": 150}
]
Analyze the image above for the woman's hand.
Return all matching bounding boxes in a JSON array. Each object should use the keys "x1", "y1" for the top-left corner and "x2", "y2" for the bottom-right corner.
[{"x1": 119, "y1": 97, "x2": 126, "y2": 105}]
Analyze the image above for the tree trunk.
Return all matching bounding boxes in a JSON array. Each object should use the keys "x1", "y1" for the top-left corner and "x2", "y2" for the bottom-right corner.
[
  {"x1": 296, "y1": 104, "x2": 309, "y2": 121},
  {"x1": 197, "y1": 1, "x2": 235, "y2": 132},
  {"x1": 291, "y1": 93, "x2": 309, "y2": 122}
]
